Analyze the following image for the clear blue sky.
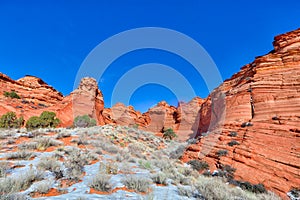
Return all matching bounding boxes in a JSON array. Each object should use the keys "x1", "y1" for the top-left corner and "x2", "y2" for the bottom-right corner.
[{"x1": 0, "y1": 1, "x2": 299, "y2": 112}]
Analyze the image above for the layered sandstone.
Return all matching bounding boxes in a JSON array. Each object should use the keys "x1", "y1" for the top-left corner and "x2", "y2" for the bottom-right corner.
[
  {"x1": 102, "y1": 103, "x2": 150, "y2": 128},
  {"x1": 182, "y1": 28, "x2": 300, "y2": 198},
  {"x1": 0, "y1": 75, "x2": 104, "y2": 126},
  {"x1": 0, "y1": 74, "x2": 63, "y2": 120}
]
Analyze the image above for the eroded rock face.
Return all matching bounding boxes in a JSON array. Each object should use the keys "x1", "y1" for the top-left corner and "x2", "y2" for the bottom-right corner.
[
  {"x1": 182, "y1": 28, "x2": 300, "y2": 198},
  {"x1": 53, "y1": 77, "x2": 105, "y2": 126},
  {"x1": 141, "y1": 101, "x2": 178, "y2": 133},
  {"x1": 176, "y1": 97, "x2": 205, "y2": 140},
  {"x1": 70, "y1": 77, "x2": 104, "y2": 124},
  {"x1": 102, "y1": 103, "x2": 150, "y2": 128},
  {"x1": 0, "y1": 74, "x2": 63, "y2": 120},
  {"x1": 0, "y1": 75, "x2": 105, "y2": 126}
]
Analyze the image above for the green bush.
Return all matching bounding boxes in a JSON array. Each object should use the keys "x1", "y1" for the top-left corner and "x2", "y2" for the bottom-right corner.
[
  {"x1": 73, "y1": 115, "x2": 97, "y2": 128},
  {"x1": 0, "y1": 112, "x2": 24, "y2": 128},
  {"x1": 163, "y1": 128, "x2": 177, "y2": 140},
  {"x1": 187, "y1": 159, "x2": 209, "y2": 171},
  {"x1": 39, "y1": 111, "x2": 60, "y2": 127},
  {"x1": 216, "y1": 149, "x2": 228, "y2": 157},
  {"x1": 234, "y1": 181, "x2": 266, "y2": 194},
  {"x1": 26, "y1": 111, "x2": 60, "y2": 129},
  {"x1": 25, "y1": 116, "x2": 41, "y2": 129},
  {"x1": 3, "y1": 90, "x2": 20, "y2": 99},
  {"x1": 228, "y1": 140, "x2": 239, "y2": 147}
]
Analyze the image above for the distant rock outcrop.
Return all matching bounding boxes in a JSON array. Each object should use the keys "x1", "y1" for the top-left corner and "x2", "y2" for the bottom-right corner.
[
  {"x1": 102, "y1": 103, "x2": 150, "y2": 128},
  {"x1": 182, "y1": 28, "x2": 300, "y2": 198}
]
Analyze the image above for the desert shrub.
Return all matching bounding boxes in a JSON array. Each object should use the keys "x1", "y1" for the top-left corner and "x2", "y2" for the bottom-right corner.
[
  {"x1": 122, "y1": 175, "x2": 152, "y2": 193},
  {"x1": 229, "y1": 131, "x2": 238, "y2": 137},
  {"x1": 34, "y1": 137, "x2": 62, "y2": 150},
  {"x1": 3, "y1": 90, "x2": 20, "y2": 99},
  {"x1": 34, "y1": 180, "x2": 53, "y2": 194},
  {"x1": 138, "y1": 159, "x2": 152, "y2": 170},
  {"x1": 0, "y1": 162, "x2": 10, "y2": 178},
  {"x1": 241, "y1": 122, "x2": 253, "y2": 128},
  {"x1": 99, "y1": 161, "x2": 118, "y2": 175},
  {"x1": 151, "y1": 172, "x2": 167, "y2": 185},
  {"x1": 177, "y1": 186, "x2": 194, "y2": 198},
  {"x1": 0, "y1": 112, "x2": 24, "y2": 128},
  {"x1": 169, "y1": 144, "x2": 186, "y2": 159},
  {"x1": 25, "y1": 116, "x2": 41, "y2": 129},
  {"x1": 73, "y1": 115, "x2": 97, "y2": 128},
  {"x1": 163, "y1": 128, "x2": 177, "y2": 140},
  {"x1": 39, "y1": 111, "x2": 60, "y2": 128},
  {"x1": 55, "y1": 131, "x2": 71, "y2": 139},
  {"x1": 216, "y1": 149, "x2": 228, "y2": 157},
  {"x1": 187, "y1": 159, "x2": 209, "y2": 171},
  {"x1": 89, "y1": 174, "x2": 112, "y2": 192},
  {"x1": 215, "y1": 165, "x2": 236, "y2": 181},
  {"x1": 65, "y1": 148, "x2": 89, "y2": 181},
  {"x1": 289, "y1": 187, "x2": 300, "y2": 198},
  {"x1": 232, "y1": 181, "x2": 266, "y2": 194},
  {"x1": 37, "y1": 157, "x2": 62, "y2": 173},
  {"x1": 26, "y1": 111, "x2": 60, "y2": 129},
  {"x1": 168, "y1": 172, "x2": 191, "y2": 186},
  {"x1": 0, "y1": 193, "x2": 27, "y2": 200},
  {"x1": 0, "y1": 169, "x2": 44, "y2": 194},
  {"x1": 128, "y1": 143, "x2": 145, "y2": 158},
  {"x1": 228, "y1": 140, "x2": 239, "y2": 146},
  {"x1": 6, "y1": 150, "x2": 34, "y2": 160}
]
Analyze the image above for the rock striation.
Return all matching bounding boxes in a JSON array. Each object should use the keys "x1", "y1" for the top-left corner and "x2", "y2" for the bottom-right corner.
[{"x1": 182, "y1": 28, "x2": 300, "y2": 198}]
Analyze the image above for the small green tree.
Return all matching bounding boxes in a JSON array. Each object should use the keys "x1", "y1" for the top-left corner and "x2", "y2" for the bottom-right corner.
[
  {"x1": 73, "y1": 115, "x2": 97, "y2": 128},
  {"x1": 26, "y1": 111, "x2": 60, "y2": 129},
  {"x1": 26, "y1": 116, "x2": 42, "y2": 129},
  {"x1": 162, "y1": 128, "x2": 177, "y2": 140},
  {"x1": 0, "y1": 112, "x2": 24, "y2": 128},
  {"x1": 39, "y1": 111, "x2": 60, "y2": 128}
]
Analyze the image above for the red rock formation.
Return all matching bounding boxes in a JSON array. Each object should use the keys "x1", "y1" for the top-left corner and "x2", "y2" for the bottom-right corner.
[
  {"x1": 182, "y1": 28, "x2": 300, "y2": 198},
  {"x1": 102, "y1": 103, "x2": 150, "y2": 128},
  {"x1": 144, "y1": 101, "x2": 178, "y2": 133},
  {"x1": 51, "y1": 77, "x2": 105, "y2": 126},
  {"x1": 0, "y1": 74, "x2": 63, "y2": 120},
  {"x1": 0, "y1": 75, "x2": 104, "y2": 127},
  {"x1": 176, "y1": 97, "x2": 205, "y2": 140}
]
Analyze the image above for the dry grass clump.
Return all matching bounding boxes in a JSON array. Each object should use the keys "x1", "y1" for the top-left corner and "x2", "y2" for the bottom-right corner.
[
  {"x1": 34, "y1": 137, "x2": 63, "y2": 150},
  {"x1": 177, "y1": 186, "x2": 195, "y2": 198},
  {"x1": 151, "y1": 172, "x2": 168, "y2": 185},
  {"x1": 55, "y1": 131, "x2": 71, "y2": 139},
  {"x1": 0, "y1": 169, "x2": 44, "y2": 194},
  {"x1": 122, "y1": 175, "x2": 152, "y2": 193},
  {"x1": 89, "y1": 174, "x2": 112, "y2": 192},
  {"x1": 64, "y1": 148, "x2": 90, "y2": 181},
  {"x1": 0, "y1": 161, "x2": 10, "y2": 177},
  {"x1": 194, "y1": 176, "x2": 281, "y2": 200},
  {"x1": 0, "y1": 193, "x2": 27, "y2": 200},
  {"x1": 34, "y1": 180, "x2": 54, "y2": 194},
  {"x1": 18, "y1": 136, "x2": 62, "y2": 150},
  {"x1": 99, "y1": 161, "x2": 118, "y2": 175},
  {"x1": 6, "y1": 150, "x2": 35, "y2": 160}
]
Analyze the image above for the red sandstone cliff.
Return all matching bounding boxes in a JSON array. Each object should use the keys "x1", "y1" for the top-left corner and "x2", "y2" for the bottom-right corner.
[
  {"x1": 182, "y1": 28, "x2": 300, "y2": 198},
  {"x1": 0, "y1": 75, "x2": 105, "y2": 127}
]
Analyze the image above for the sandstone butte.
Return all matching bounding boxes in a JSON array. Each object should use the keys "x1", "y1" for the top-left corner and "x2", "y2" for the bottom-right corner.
[{"x1": 0, "y1": 28, "x2": 299, "y2": 198}]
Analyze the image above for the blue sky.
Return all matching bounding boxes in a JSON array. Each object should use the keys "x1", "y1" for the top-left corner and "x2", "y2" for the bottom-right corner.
[{"x1": 0, "y1": 1, "x2": 299, "y2": 112}]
